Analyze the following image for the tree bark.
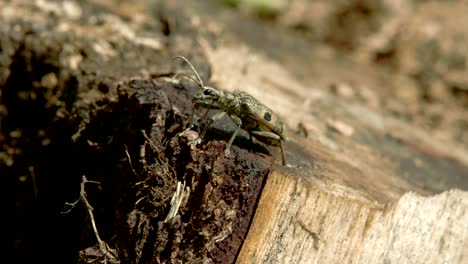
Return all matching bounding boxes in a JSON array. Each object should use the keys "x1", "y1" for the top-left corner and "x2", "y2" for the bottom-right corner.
[{"x1": 1, "y1": 0, "x2": 467, "y2": 263}]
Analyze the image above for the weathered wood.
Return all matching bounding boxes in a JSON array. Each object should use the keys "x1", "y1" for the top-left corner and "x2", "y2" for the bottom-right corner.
[
  {"x1": 165, "y1": 1, "x2": 468, "y2": 263},
  {"x1": 238, "y1": 171, "x2": 468, "y2": 263},
  {"x1": 1, "y1": 0, "x2": 467, "y2": 263}
]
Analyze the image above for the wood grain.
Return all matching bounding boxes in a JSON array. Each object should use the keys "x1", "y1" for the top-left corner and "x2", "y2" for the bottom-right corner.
[{"x1": 238, "y1": 171, "x2": 468, "y2": 263}]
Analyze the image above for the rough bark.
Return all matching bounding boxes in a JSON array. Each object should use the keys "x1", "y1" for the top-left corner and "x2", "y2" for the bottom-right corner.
[{"x1": 1, "y1": 0, "x2": 467, "y2": 263}]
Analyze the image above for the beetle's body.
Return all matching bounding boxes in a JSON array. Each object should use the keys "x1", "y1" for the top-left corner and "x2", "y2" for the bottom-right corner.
[
  {"x1": 173, "y1": 56, "x2": 288, "y2": 165},
  {"x1": 204, "y1": 90, "x2": 287, "y2": 145}
]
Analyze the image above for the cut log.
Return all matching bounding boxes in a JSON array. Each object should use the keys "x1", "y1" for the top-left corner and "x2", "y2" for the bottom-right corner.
[
  {"x1": 165, "y1": 1, "x2": 468, "y2": 263},
  {"x1": 1, "y1": 1, "x2": 467, "y2": 263},
  {"x1": 238, "y1": 171, "x2": 467, "y2": 263}
]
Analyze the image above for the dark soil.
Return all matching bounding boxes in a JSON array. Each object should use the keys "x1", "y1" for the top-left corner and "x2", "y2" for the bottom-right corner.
[{"x1": 0, "y1": 27, "x2": 270, "y2": 263}]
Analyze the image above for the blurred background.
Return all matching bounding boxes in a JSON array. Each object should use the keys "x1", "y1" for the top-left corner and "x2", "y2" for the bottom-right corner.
[
  {"x1": 214, "y1": 0, "x2": 468, "y2": 148},
  {"x1": 1, "y1": 0, "x2": 467, "y2": 263}
]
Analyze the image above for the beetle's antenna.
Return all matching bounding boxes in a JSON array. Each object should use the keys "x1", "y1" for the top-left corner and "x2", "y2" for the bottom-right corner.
[
  {"x1": 172, "y1": 56, "x2": 205, "y2": 88},
  {"x1": 173, "y1": 73, "x2": 203, "y2": 87}
]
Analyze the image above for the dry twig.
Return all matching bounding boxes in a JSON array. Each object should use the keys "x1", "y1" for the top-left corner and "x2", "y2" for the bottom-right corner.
[{"x1": 64, "y1": 176, "x2": 120, "y2": 263}]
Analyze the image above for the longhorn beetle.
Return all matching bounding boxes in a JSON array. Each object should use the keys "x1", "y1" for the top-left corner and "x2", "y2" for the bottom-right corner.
[{"x1": 173, "y1": 56, "x2": 288, "y2": 166}]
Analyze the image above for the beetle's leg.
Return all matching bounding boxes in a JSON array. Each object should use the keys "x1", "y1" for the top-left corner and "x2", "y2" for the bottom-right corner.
[
  {"x1": 186, "y1": 107, "x2": 209, "y2": 131},
  {"x1": 224, "y1": 116, "x2": 243, "y2": 157},
  {"x1": 198, "y1": 108, "x2": 211, "y2": 125},
  {"x1": 177, "y1": 101, "x2": 219, "y2": 137},
  {"x1": 250, "y1": 131, "x2": 281, "y2": 141},
  {"x1": 250, "y1": 131, "x2": 287, "y2": 166},
  {"x1": 191, "y1": 101, "x2": 220, "y2": 123},
  {"x1": 279, "y1": 140, "x2": 287, "y2": 166},
  {"x1": 189, "y1": 111, "x2": 226, "y2": 146},
  {"x1": 224, "y1": 129, "x2": 240, "y2": 157}
]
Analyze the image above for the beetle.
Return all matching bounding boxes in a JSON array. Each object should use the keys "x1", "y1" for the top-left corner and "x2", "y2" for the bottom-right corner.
[{"x1": 173, "y1": 56, "x2": 288, "y2": 166}]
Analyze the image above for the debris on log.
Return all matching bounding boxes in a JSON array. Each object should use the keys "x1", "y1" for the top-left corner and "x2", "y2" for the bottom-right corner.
[{"x1": 1, "y1": 0, "x2": 467, "y2": 263}]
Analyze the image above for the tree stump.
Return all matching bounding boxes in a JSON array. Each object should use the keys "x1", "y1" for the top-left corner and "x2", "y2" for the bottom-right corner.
[{"x1": 0, "y1": 0, "x2": 467, "y2": 263}]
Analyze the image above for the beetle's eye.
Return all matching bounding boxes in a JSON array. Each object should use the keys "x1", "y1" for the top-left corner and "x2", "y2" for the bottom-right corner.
[{"x1": 203, "y1": 89, "x2": 216, "y2": 97}]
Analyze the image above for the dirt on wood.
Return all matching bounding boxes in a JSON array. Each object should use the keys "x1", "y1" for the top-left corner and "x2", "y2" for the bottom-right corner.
[
  {"x1": 0, "y1": 8, "x2": 270, "y2": 262},
  {"x1": 0, "y1": 46, "x2": 270, "y2": 262},
  {"x1": 1, "y1": 0, "x2": 467, "y2": 263},
  {"x1": 113, "y1": 78, "x2": 270, "y2": 263}
]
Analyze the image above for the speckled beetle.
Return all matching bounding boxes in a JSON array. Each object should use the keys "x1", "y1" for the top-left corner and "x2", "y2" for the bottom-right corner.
[{"x1": 173, "y1": 56, "x2": 288, "y2": 165}]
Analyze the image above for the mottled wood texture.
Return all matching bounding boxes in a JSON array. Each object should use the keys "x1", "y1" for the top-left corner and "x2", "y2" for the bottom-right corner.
[
  {"x1": 165, "y1": 1, "x2": 468, "y2": 263},
  {"x1": 2, "y1": 0, "x2": 466, "y2": 263}
]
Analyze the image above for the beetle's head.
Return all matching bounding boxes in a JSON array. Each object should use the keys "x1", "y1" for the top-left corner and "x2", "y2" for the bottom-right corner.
[{"x1": 196, "y1": 87, "x2": 222, "y2": 101}]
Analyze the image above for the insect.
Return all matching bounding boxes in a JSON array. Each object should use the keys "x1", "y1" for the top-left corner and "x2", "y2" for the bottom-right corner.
[{"x1": 173, "y1": 56, "x2": 288, "y2": 166}]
